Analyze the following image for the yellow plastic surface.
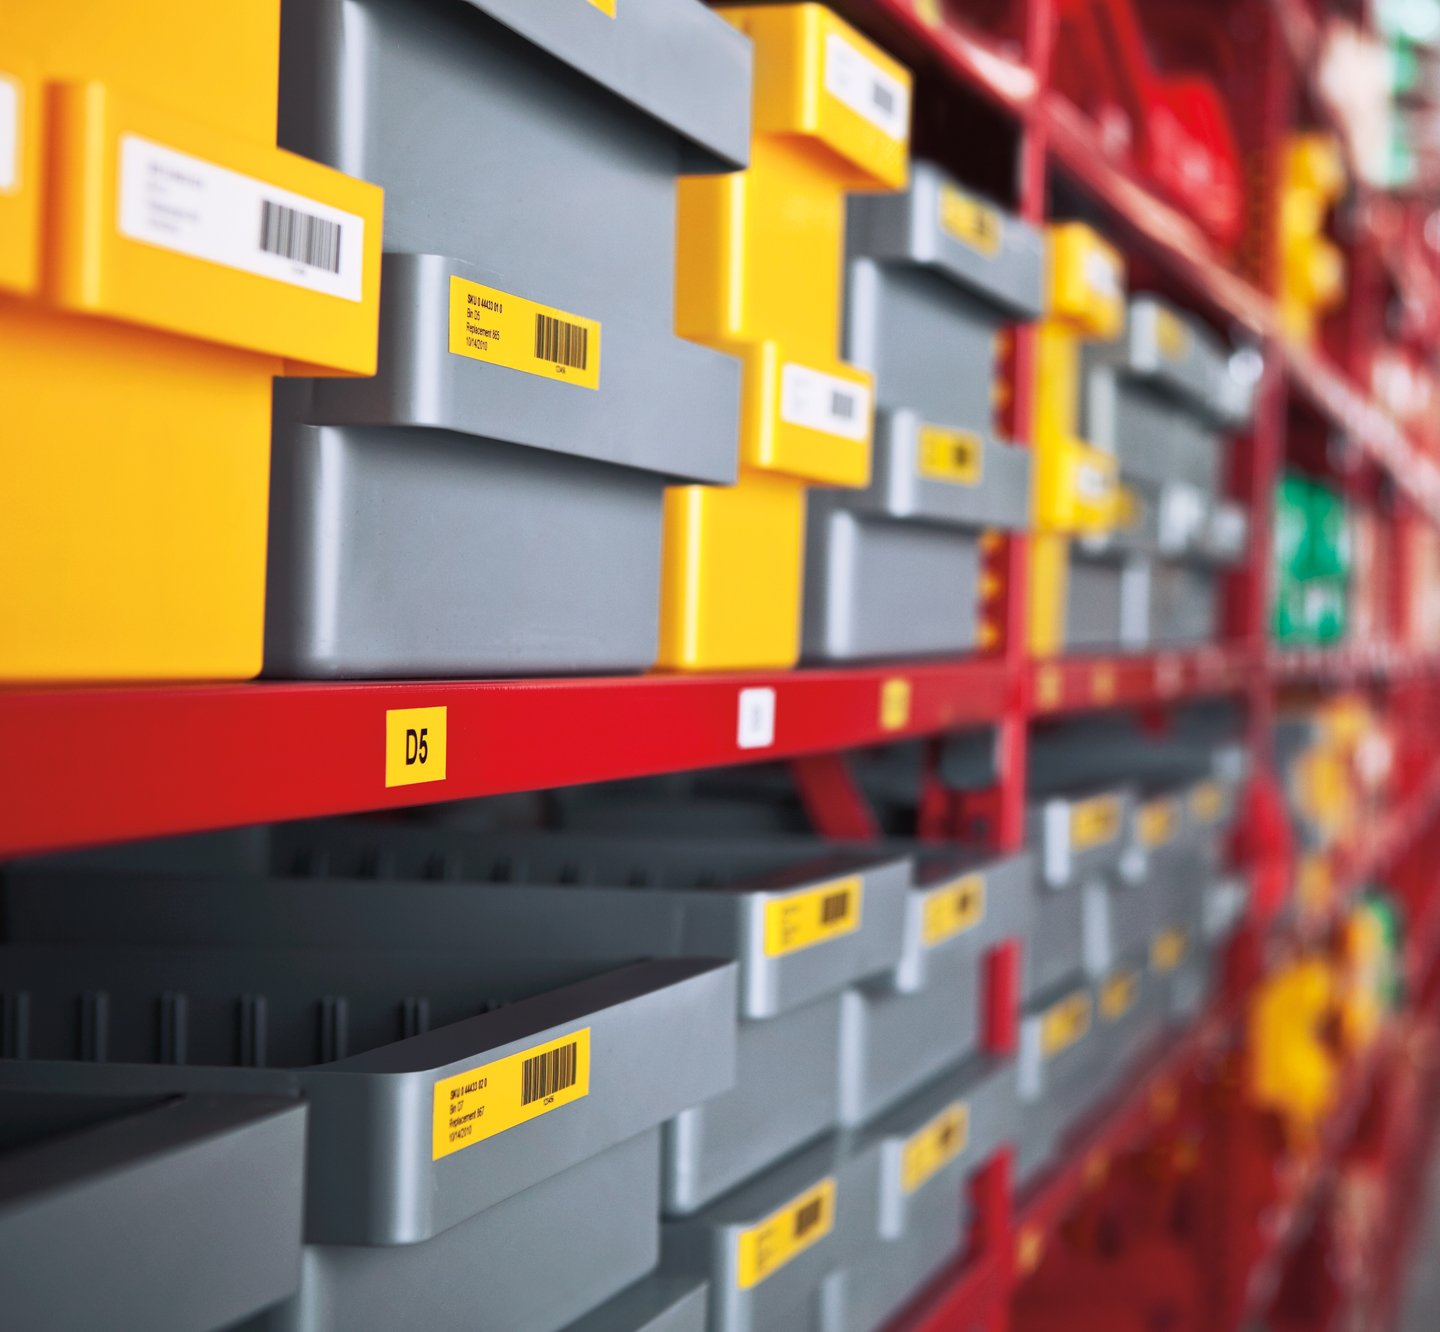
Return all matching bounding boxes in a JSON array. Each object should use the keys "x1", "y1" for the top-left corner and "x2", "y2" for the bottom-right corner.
[
  {"x1": 1249, "y1": 959, "x2": 1338, "y2": 1146},
  {"x1": 0, "y1": 63, "x2": 42, "y2": 296},
  {"x1": 1278, "y1": 134, "x2": 1346, "y2": 345},
  {"x1": 1047, "y1": 223, "x2": 1126, "y2": 339},
  {"x1": 1028, "y1": 531, "x2": 1070, "y2": 657},
  {"x1": 1, "y1": 1, "x2": 383, "y2": 681},
  {"x1": 658, "y1": 474, "x2": 807, "y2": 671},
  {"x1": 662, "y1": 4, "x2": 911, "y2": 670}
]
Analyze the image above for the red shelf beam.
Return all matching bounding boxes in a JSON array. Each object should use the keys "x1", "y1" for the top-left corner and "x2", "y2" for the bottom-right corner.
[
  {"x1": 1030, "y1": 646, "x2": 1255, "y2": 715},
  {"x1": 0, "y1": 660, "x2": 1016, "y2": 857}
]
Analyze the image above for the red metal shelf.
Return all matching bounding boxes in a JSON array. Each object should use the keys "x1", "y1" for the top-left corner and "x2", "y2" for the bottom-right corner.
[
  {"x1": 1042, "y1": 94, "x2": 1274, "y2": 336},
  {"x1": 1270, "y1": 645, "x2": 1440, "y2": 684},
  {"x1": 0, "y1": 660, "x2": 1016, "y2": 858},
  {"x1": 1030, "y1": 646, "x2": 1256, "y2": 715}
]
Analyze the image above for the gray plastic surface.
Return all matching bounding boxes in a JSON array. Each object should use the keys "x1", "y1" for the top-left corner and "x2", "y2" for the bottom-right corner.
[
  {"x1": 1025, "y1": 786, "x2": 1136, "y2": 890},
  {"x1": 1016, "y1": 978, "x2": 1103, "y2": 1184},
  {"x1": 1064, "y1": 548, "x2": 1151, "y2": 651},
  {"x1": 560, "y1": 1274, "x2": 710, "y2": 1332},
  {"x1": 0, "y1": 1090, "x2": 306, "y2": 1332},
  {"x1": 270, "y1": 0, "x2": 749, "y2": 677},
  {"x1": 250, "y1": 1129, "x2": 661, "y2": 1332},
  {"x1": 265, "y1": 422, "x2": 675, "y2": 677},
  {"x1": 12, "y1": 832, "x2": 908, "y2": 1023},
  {"x1": 663, "y1": 1132, "x2": 881, "y2": 1332},
  {"x1": 666, "y1": 994, "x2": 842, "y2": 1216},
  {"x1": 1149, "y1": 562, "x2": 1222, "y2": 647},
  {"x1": 0, "y1": 947, "x2": 735, "y2": 1248}
]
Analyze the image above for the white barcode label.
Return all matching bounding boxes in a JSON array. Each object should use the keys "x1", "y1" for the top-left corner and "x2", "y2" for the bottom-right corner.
[
  {"x1": 118, "y1": 135, "x2": 364, "y2": 302},
  {"x1": 737, "y1": 687, "x2": 777, "y2": 751},
  {"x1": 1084, "y1": 247, "x2": 1121, "y2": 301},
  {"x1": 0, "y1": 76, "x2": 18, "y2": 195},
  {"x1": 1076, "y1": 462, "x2": 1110, "y2": 501},
  {"x1": 823, "y1": 33, "x2": 909, "y2": 142},
  {"x1": 780, "y1": 363, "x2": 871, "y2": 441}
]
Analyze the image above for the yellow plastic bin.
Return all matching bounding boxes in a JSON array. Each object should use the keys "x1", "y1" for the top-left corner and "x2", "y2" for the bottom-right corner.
[
  {"x1": 660, "y1": 4, "x2": 911, "y2": 671},
  {"x1": 1028, "y1": 223, "x2": 1126, "y2": 657},
  {"x1": 0, "y1": 5, "x2": 382, "y2": 682}
]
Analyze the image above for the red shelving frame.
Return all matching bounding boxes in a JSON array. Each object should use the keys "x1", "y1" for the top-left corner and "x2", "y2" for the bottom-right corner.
[{"x1": 4, "y1": 2, "x2": 1440, "y2": 1331}]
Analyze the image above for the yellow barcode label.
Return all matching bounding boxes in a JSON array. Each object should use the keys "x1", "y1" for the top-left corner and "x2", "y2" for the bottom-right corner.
[
  {"x1": 1101, "y1": 967, "x2": 1139, "y2": 1020},
  {"x1": 1138, "y1": 799, "x2": 1179, "y2": 849},
  {"x1": 880, "y1": 677, "x2": 912, "y2": 731},
  {"x1": 918, "y1": 424, "x2": 984, "y2": 485},
  {"x1": 1071, "y1": 795, "x2": 1121, "y2": 850},
  {"x1": 449, "y1": 276, "x2": 600, "y2": 389},
  {"x1": 901, "y1": 1102, "x2": 969, "y2": 1194},
  {"x1": 939, "y1": 185, "x2": 1003, "y2": 256},
  {"x1": 1156, "y1": 308, "x2": 1190, "y2": 360},
  {"x1": 1042, "y1": 991, "x2": 1092, "y2": 1056},
  {"x1": 764, "y1": 877, "x2": 862, "y2": 957},
  {"x1": 922, "y1": 873, "x2": 985, "y2": 948},
  {"x1": 1151, "y1": 929, "x2": 1187, "y2": 974},
  {"x1": 432, "y1": 1029, "x2": 590, "y2": 1160},
  {"x1": 385, "y1": 707, "x2": 448, "y2": 788},
  {"x1": 586, "y1": 0, "x2": 617, "y2": 14},
  {"x1": 1190, "y1": 781, "x2": 1225, "y2": 825},
  {"x1": 736, "y1": 1178, "x2": 836, "y2": 1289}
]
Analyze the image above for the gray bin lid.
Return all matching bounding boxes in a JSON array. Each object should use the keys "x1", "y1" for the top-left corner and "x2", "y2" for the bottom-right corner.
[
  {"x1": 468, "y1": 0, "x2": 753, "y2": 172},
  {"x1": 1108, "y1": 297, "x2": 1237, "y2": 426},
  {"x1": 847, "y1": 161, "x2": 1044, "y2": 319}
]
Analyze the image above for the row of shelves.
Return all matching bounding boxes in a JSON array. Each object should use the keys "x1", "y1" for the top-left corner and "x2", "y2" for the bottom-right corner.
[
  {"x1": 894, "y1": 751, "x2": 1440, "y2": 1331},
  {"x1": 4, "y1": 645, "x2": 1436, "y2": 859}
]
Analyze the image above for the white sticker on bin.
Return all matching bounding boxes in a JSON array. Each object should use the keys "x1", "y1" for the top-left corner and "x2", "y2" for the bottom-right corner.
[
  {"x1": 1084, "y1": 247, "x2": 1121, "y2": 301},
  {"x1": 823, "y1": 32, "x2": 909, "y2": 142},
  {"x1": 1076, "y1": 462, "x2": 1111, "y2": 501},
  {"x1": 779, "y1": 362, "x2": 871, "y2": 442},
  {"x1": 118, "y1": 135, "x2": 365, "y2": 301},
  {"x1": 0, "y1": 76, "x2": 18, "y2": 194},
  {"x1": 737, "y1": 687, "x2": 777, "y2": 751}
]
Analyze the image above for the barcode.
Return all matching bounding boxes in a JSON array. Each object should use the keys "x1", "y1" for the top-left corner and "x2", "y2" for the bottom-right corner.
[
  {"x1": 830, "y1": 390, "x2": 856, "y2": 420},
  {"x1": 794, "y1": 1198, "x2": 824, "y2": 1238},
  {"x1": 521, "y1": 1041, "x2": 578, "y2": 1105},
  {"x1": 259, "y1": 199, "x2": 342, "y2": 274},
  {"x1": 820, "y1": 891, "x2": 850, "y2": 924},
  {"x1": 535, "y1": 312, "x2": 589, "y2": 370},
  {"x1": 871, "y1": 82, "x2": 895, "y2": 115}
]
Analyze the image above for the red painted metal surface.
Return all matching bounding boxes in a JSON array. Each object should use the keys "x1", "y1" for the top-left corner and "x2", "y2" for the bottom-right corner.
[{"x1": 1028, "y1": 646, "x2": 1255, "y2": 715}]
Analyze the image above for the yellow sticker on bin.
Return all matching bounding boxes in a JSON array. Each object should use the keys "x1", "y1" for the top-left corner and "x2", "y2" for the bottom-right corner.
[
  {"x1": 449, "y1": 276, "x2": 600, "y2": 389},
  {"x1": 1101, "y1": 968, "x2": 1139, "y2": 1020},
  {"x1": 922, "y1": 873, "x2": 985, "y2": 948},
  {"x1": 939, "y1": 185, "x2": 1003, "y2": 256},
  {"x1": 1041, "y1": 991, "x2": 1092, "y2": 1056},
  {"x1": 736, "y1": 1178, "x2": 836, "y2": 1289},
  {"x1": 764, "y1": 877, "x2": 862, "y2": 957},
  {"x1": 901, "y1": 1101, "x2": 970, "y2": 1194},
  {"x1": 1190, "y1": 781, "x2": 1225, "y2": 825},
  {"x1": 432, "y1": 1028, "x2": 591, "y2": 1160},
  {"x1": 918, "y1": 425, "x2": 984, "y2": 485},
  {"x1": 1070, "y1": 795, "x2": 1121, "y2": 850},
  {"x1": 1152, "y1": 929, "x2": 1187, "y2": 974},
  {"x1": 1138, "y1": 799, "x2": 1179, "y2": 849},
  {"x1": 385, "y1": 707, "x2": 447, "y2": 788}
]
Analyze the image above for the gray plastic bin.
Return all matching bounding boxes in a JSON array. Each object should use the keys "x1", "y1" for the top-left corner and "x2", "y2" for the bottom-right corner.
[
  {"x1": 1092, "y1": 955, "x2": 1164, "y2": 1093},
  {"x1": 829, "y1": 1057, "x2": 1016, "y2": 1332},
  {"x1": 267, "y1": 0, "x2": 751, "y2": 677},
  {"x1": 801, "y1": 165, "x2": 1039, "y2": 662},
  {"x1": 1016, "y1": 978, "x2": 1101, "y2": 1186},
  {"x1": 0, "y1": 1089, "x2": 306, "y2": 1332},
  {"x1": 663, "y1": 1132, "x2": 881, "y2": 1332},
  {"x1": 0, "y1": 946, "x2": 734, "y2": 1331},
  {"x1": 561, "y1": 1275, "x2": 710, "y2": 1332},
  {"x1": 7, "y1": 831, "x2": 906, "y2": 1215},
  {"x1": 1063, "y1": 544, "x2": 1151, "y2": 651}
]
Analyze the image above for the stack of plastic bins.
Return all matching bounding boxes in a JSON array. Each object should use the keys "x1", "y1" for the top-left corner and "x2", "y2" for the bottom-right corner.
[
  {"x1": 265, "y1": 0, "x2": 748, "y2": 677},
  {"x1": 802, "y1": 164, "x2": 1042, "y2": 661},
  {"x1": 1023, "y1": 781, "x2": 1136, "y2": 1000},
  {"x1": 0, "y1": 1089, "x2": 306, "y2": 1330},
  {"x1": 1084, "y1": 295, "x2": 1253, "y2": 649},
  {"x1": 182, "y1": 823, "x2": 910, "y2": 1214},
  {"x1": 1016, "y1": 979, "x2": 1099, "y2": 1186},
  {"x1": 0, "y1": 937, "x2": 735, "y2": 1332},
  {"x1": 660, "y1": 4, "x2": 911, "y2": 671},
  {"x1": 837, "y1": 849, "x2": 1031, "y2": 1128},
  {"x1": 1028, "y1": 224, "x2": 1127, "y2": 656},
  {"x1": 1, "y1": 3, "x2": 382, "y2": 681},
  {"x1": 662, "y1": 1129, "x2": 881, "y2": 1332},
  {"x1": 824, "y1": 1058, "x2": 1018, "y2": 1332}
]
